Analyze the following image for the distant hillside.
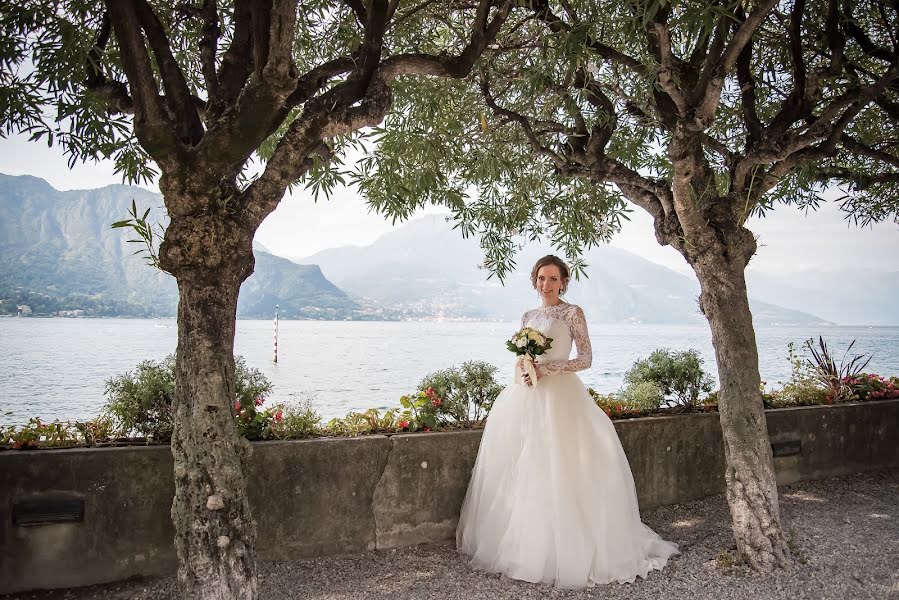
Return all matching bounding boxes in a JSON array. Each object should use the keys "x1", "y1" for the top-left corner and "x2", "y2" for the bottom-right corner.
[
  {"x1": 298, "y1": 215, "x2": 833, "y2": 325},
  {"x1": 0, "y1": 173, "x2": 356, "y2": 318},
  {"x1": 746, "y1": 268, "x2": 899, "y2": 326}
]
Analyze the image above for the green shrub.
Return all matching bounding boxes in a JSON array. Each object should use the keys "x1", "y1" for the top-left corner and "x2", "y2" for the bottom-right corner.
[
  {"x1": 764, "y1": 342, "x2": 828, "y2": 408},
  {"x1": 104, "y1": 354, "x2": 273, "y2": 441},
  {"x1": 587, "y1": 388, "x2": 643, "y2": 418},
  {"x1": 322, "y1": 408, "x2": 399, "y2": 437},
  {"x1": 104, "y1": 355, "x2": 176, "y2": 441},
  {"x1": 270, "y1": 395, "x2": 323, "y2": 439},
  {"x1": 621, "y1": 348, "x2": 714, "y2": 410},
  {"x1": 417, "y1": 360, "x2": 502, "y2": 427},
  {"x1": 619, "y1": 380, "x2": 666, "y2": 411}
]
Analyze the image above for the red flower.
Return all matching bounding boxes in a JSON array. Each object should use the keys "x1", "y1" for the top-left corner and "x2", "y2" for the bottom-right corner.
[
  {"x1": 254, "y1": 396, "x2": 264, "y2": 407},
  {"x1": 234, "y1": 400, "x2": 242, "y2": 412},
  {"x1": 274, "y1": 409, "x2": 283, "y2": 423},
  {"x1": 398, "y1": 420, "x2": 410, "y2": 429},
  {"x1": 424, "y1": 427, "x2": 431, "y2": 432},
  {"x1": 432, "y1": 398, "x2": 443, "y2": 407}
]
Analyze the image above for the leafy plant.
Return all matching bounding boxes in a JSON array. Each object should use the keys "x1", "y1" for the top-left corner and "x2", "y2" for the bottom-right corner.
[
  {"x1": 618, "y1": 381, "x2": 666, "y2": 412},
  {"x1": 110, "y1": 199, "x2": 165, "y2": 269},
  {"x1": 417, "y1": 360, "x2": 502, "y2": 427},
  {"x1": 270, "y1": 396, "x2": 323, "y2": 439},
  {"x1": 104, "y1": 356, "x2": 176, "y2": 441},
  {"x1": 1, "y1": 418, "x2": 81, "y2": 449},
  {"x1": 843, "y1": 373, "x2": 899, "y2": 402},
  {"x1": 323, "y1": 408, "x2": 398, "y2": 437},
  {"x1": 104, "y1": 354, "x2": 272, "y2": 441},
  {"x1": 621, "y1": 349, "x2": 714, "y2": 411},
  {"x1": 762, "y1": 342, "x2": 828, "y2": 408},
  {"x1": 805, "y1": 337, "x2": 872, "y2": 403},
  {"x1": 587, "y1": 388, "x2": 643, "y2": 419},
  {"x1": 233, "y1": 396, "x2": 279, "y2": 441}
]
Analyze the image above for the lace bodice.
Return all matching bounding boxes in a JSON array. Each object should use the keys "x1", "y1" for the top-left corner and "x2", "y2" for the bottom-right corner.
[{"x1": 520, "y1": 303, "x2": 592, "y2": 377}]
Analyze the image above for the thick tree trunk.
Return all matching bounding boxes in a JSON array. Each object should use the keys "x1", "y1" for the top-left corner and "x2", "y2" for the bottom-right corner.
[
  {"x1": 694, "y1": 255, "x2": 791, "y2": 571},
  {"x1": 162, "y1": 203, "x2": 259, "y2": 599}
]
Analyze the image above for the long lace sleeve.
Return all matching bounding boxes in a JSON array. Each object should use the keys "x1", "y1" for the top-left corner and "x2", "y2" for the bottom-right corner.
[
  {"x1": 520, "y1": 309, "x2": 532, "y2": 330},
  {"x1": 538, "y1": 305, "x2": 593, "y2": 377}
]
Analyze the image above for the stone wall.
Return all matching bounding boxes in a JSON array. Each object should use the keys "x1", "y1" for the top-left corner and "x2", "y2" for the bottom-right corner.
[{"x1": 1, "y1": 400, "x2": 896, "y2": 594}]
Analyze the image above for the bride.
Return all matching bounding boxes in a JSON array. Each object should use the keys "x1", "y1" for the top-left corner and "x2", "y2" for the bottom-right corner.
[{"x1": 456, "y1": 255, "x2": 679, "y2": 588}]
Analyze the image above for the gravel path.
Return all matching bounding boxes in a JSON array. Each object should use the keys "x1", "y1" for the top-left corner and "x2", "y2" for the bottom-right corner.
[{"x1": 6, "y1": 469, "x2": 898, "y2": 600}]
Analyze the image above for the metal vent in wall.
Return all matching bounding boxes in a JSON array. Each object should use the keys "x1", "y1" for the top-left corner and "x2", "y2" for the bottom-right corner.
[
  {"x1": 12, "y1": 498, "x2": 84, "y2": 526},
  {"x1": 771, "y1": 440, "x2": 802, "y2": 457}
]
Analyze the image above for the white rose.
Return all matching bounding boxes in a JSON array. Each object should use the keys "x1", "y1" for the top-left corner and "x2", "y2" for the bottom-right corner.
[{"x1": 515, "y1": 337, "x2": 528, "y2": 348}]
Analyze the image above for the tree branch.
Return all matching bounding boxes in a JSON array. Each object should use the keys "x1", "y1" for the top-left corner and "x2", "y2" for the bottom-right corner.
[
  {"x1": 84, "y1": 11, "x2": 134, "y2": 115},
  {"x1": 480, "y1": 75, "x2": 568, "y2": 170},
  {"x1": 735, "y1": 23, "x2": 762, "y2": 148},
  {"x1": 105, "y1": 0, "x2": 179, "y2": 158},
  {"x1": 198, "y1": 0, "x2": 220, "y2": 104},
  {"x1": 767, "y1": 0, "x2": 812, "y2": 137},
  {"x1": 528, "y1": 0, "x2": 647, "y2": 76},
  {"x1": 133, "y1": 0, "x2": 205, "y2": 145},
  {"x1": 380, "y1": 0, "x2": 514, "y2": 79},
  {"x1": 262, "y1": 0, "x2": 299, "y2": 81},
  {"x1": 343, "y1": 0, "x2": 368, "y2": 25},
  {"x1": 651, "y1": 21, "x2": 689, "y2": 116},
  {"x1": 211, "y1": 0, "x2": 254, "y2": 118},
  {"x1": 694, "y1": 0, "x2": 779, "y2": 125},
  {"x1": 842, "y1": 135, "x2": 899, "y2": 169}
]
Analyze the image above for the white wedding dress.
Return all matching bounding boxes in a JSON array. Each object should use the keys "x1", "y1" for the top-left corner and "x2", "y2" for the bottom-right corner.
[{"x1": 456, "y1": 302, "x2": 679, "y2": 588}]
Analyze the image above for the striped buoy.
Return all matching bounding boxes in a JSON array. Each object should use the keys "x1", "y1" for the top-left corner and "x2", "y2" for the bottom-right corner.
[{"x1": 273, "y1": 304, "x2": 279, "y2": 363}]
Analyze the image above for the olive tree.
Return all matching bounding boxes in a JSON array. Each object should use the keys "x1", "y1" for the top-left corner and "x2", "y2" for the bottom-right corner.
[
  {"x1": 353, "y1": 0, "x2": 898, "y2": 571},
  {"x1": 0, "y1": 1, "x2": 514, "y2": 597}
]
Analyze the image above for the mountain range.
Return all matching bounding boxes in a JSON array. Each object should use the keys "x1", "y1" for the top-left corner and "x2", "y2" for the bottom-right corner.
[
  {"x1": 297, "y1": 215, "x2": 870, "y2": 325},
  {"x1": 2, "y1": 173, "x2": 895, "y2": 324},
  {"x1": 0, "y1": 174, "x2": 355, "y2": 318}
]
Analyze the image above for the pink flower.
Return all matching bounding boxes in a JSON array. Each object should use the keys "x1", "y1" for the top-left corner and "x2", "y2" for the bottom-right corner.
[
  {"x1": 234, "y1": 400, "x2": 242, "y2": 412},
  {"x1": 254, "y1": 396, "x2": 264, "y2": 407},
  {"x1": 274, "y1": 409, "x2": 283, "y2": 423},
  {"x1": 432, "y1": 398, "x2": 443, "y2": 407},
  {"x1": 398, "y1": 420, "x2": 410, "y2": 429}
]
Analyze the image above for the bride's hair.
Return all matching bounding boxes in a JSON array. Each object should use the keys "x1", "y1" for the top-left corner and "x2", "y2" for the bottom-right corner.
[{"x1": 530, "y1": 255, "x2": 571, "y2": 294}]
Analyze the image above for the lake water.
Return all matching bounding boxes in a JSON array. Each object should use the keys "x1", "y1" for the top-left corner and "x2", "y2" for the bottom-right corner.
[{"x1": 1, "y1": 318, "x2": 897, "y2": 427}]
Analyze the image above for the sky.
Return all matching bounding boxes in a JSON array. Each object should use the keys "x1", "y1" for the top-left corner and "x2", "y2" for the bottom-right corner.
[{"x1": 1, "y1": 131, "x2": 896, "y2": 276}]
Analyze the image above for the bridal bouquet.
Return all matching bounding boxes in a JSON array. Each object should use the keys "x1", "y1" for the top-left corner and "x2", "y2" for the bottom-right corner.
[{"x1": 506, "y1": 327, "x2": 553, "y2": 386}]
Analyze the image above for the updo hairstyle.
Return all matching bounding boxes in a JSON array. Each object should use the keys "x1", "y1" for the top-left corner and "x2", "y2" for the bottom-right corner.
[{"x1": 530, "y1": 255, "x2": 571, "y2": 295}]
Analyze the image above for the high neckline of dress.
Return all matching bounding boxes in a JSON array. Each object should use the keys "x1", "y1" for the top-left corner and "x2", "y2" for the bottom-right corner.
[{"x1": 537, "y1": 301, "x2": 569, "y2": 311}]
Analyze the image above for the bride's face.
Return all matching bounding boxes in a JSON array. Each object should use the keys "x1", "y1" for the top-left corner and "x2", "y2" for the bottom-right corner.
[{"x1": 535, "y1": 264, "x2": 563, "y2": 304}]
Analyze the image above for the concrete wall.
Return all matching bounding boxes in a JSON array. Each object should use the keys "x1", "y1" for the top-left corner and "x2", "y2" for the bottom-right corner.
[{"x1": 1, "y1": 400, "x2": 896, "y2": 594}]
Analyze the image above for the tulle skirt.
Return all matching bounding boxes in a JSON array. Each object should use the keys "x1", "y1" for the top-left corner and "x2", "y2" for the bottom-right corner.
[{"x1": 456, "y1": 373, "x2": 679, "y2": 588}]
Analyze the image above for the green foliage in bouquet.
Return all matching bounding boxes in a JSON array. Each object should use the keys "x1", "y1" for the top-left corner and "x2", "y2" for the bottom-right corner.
[{"x1": 506, "y1": 327, "x2": 553, "y2": 358}]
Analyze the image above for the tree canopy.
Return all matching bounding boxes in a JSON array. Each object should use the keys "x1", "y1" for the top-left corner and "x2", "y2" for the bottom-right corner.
[{"x1": 354, "y1": 0, "x2": 899, "y2": 277}]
